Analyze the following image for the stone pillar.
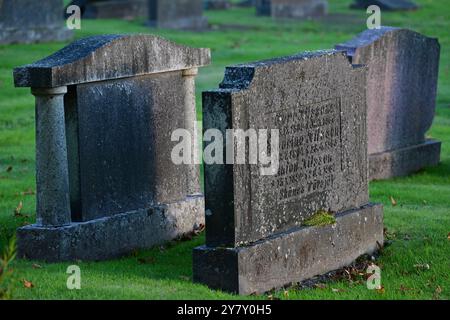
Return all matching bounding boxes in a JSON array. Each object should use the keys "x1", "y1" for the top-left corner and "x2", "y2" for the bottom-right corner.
[
  {"x1": 182, "y1": 67, "x2": 201, "y2": 195},
  {"x1": 32, "y1": 86, "x2": 71, "y2": 226}
]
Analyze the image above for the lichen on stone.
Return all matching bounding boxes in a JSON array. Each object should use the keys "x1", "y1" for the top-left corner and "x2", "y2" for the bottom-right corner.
[{"x1": 303, "y1": 210, "x2": 336, "y2": 227}]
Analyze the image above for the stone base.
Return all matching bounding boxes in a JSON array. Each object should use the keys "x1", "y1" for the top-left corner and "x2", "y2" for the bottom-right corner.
[
  {"x1": 17, "y1": 195, "x2": 204, "y2": 262},
  {"x1": 272, "y1": 0, "x2": 328, "y2": 19},
  {"x1": 369, "y1": 139, "x2": 441, "y2": 181},
  {"x1": 0, "y1": 27, "x2": 73, "y2": 45},
  {"x1": 193, "y1": 203, "x2": 383, "y2": 295},
  {"x1": 83, "y1": 0, "x2": 148, "y2": 19},
  {"x1": 148, "y1": 17, "x2": 209, "y2": 30}
]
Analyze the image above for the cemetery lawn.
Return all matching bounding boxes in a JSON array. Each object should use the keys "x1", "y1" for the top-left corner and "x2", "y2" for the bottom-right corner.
[{"x1": 0, "y1": 0, "x2": 449, "y2": 300}]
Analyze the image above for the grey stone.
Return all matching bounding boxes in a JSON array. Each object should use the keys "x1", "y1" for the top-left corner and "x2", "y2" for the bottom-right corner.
[
  {"x1": 147, "y1": 0, "x2": 208, "y2": 30},
  {"x1": 256, "y1": 0, "x2": 328, "y2": 18},
  {"x1": 350, "y1": 0, "x2": 418, "y2": 11},
  {"x1": 194, "y1": 50, "x2": 384, "y2": 294},
  {"x1": 336, "y1": 27, "x2": 441, "y2": 180},
  {"x1": 66, "y1": 0, "x2": 149, "y2": 19},
  {"x1": 204, "y1": 0, "x2": 231, "y2": 10},
  {"x1": 19, "y1": 195, "x2": 204, "y2": 262},
  {"x1": 13, "y1": 34, "x2": 211, "y2": 262},
  {"x1": 0, "y1": 0, "x2": 73, "y2": 44},
  {"x1": 194, "y1": 203, "x2": 383, "y2": 295}
]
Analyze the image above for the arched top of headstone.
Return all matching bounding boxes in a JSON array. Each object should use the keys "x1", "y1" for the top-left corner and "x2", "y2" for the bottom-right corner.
[
  {"x1": 335, "y1": 26, "x2": 439, "y2": 58},
  {"x1": 14, "y1": 34, "x2": 211, "y2": 88}
]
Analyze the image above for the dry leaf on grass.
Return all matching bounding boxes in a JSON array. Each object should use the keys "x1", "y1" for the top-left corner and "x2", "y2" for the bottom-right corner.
[
  {"x1": 389, "y1": 196, "x2": 397, "y2": 207},
  {"x1": 14, "y1": 201, "x2": 23, "y2": 216},
  {"x1": 23, "y1": 279, "x2": 34, "y2": 288}
]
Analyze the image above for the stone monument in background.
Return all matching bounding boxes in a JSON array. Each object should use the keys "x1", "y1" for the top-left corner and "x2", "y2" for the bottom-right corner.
[
  {"x1": 148, "y1": 0, "x2": 208, "y2": 30},
  {"x1": 194, "y1": 50, "x2": 384, "y2": 294},
  {"x1": 13, "y1": 34, "x2": 211, "y2": 261},
  {"x1": 0, "y1": 0, "x2": 72, "y2": 44},
  {"x1": 256, "y1": 0, "x2": 328, "y2": 18},
  {"x1": 350, "y1": 0, "x2": 418, "y2": 11},
  {"x1": 336, "y1": 27, "x2": 441, "y2": 180}
]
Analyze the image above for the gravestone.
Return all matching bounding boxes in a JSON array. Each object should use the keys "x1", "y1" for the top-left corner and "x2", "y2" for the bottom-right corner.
[
  {"x1": 256, "y1": 0, "x2": 328, "y2": 18},
  {"x1": 148, "y1": 0, "x2": 208, "y2": 30},
  {"x1": 350, "y1": 0, "x2": 418, "y2": 11},
  {"x1": 0, "y1": 0, "x2": 72, "y2": 44},
  {"x1": 66, "y1": 0, "x2": 148, "y2": 19},
  {"x1": 204, "y1": 0, "x2": 231, "y2": 10},
  {"x1": 13, "y1": 34, "x2": 211, "y2": 262},
  {"x1": 193, "y1": 50, "x2": 384, "y2": 295},
  {"x1": 336, "y1": 27, "x2": 441, "y2": 180}
]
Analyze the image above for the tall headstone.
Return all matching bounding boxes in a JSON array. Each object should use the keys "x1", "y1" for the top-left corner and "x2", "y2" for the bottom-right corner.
[
  {"x1": 148, "y1": 0, "x2": 208, "y2": 30},
  {"x1": 336, "y1": 27, "x2": 441, "y2": 180},
  {"x1": 66, "y1": 0, "x2": 148, "y2": 19},
  {"x1": 350, "y1": 0, "x2": 418, "y2": 11},
  {"x1": 193, "y1": 51, "x2": 384, "y2": 295},
  {"x1": 13, "y1": 34, "x2": 211, "y2": 262},
  {"x1": 256, "y1": 0, "x2": 328, "y2": 18},
  {"x1": 0, "y1": 0, "x2": 72, "y2": 44}
]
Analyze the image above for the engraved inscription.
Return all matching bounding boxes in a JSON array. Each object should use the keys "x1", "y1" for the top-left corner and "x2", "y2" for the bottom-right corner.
[{"x1": 266, "y1": 98, "x2": 342, "y2": 204}]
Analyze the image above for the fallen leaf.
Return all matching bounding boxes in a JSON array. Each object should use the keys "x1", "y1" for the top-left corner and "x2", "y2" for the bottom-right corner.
[
  {"x1": 376, "y1": 286, "x2": 385, "y2": 294},
  {"x1": 389, "y1": 196, "x2": 397, "y2": 207},
  {"x1": 433, "y1": 286, "x2": 442, "y2": 300},
  {"x1": 314, "y1": 283, "x2": 327, "y2": 289},
  {"x1": 283, "y1": 290, "x2": 289, "y2": 298},
  {"x1": 414, "y1": 263, "x2": 430, "y2": 270},
  {"x1": 23, "y1": 279, "x2": 34, "y2": 288},
  {"x1": 447, "y1": 232, "x2": 450, "y2": 240},
  {"x1": 14, "y1": 201, "x2": 23, "y2": 216},
  {"x1": 194, "y1": 224, "x2": 205, "y2": 235},
  {"x1": 267, "y1": 295, "x2": 280, "y2": 301},
  {"x1": 32, "y1": 264, "x2": 42, "y2": 269},
  {"x1": 332, "y1": 288, "x2": 345, "y2": 293}
]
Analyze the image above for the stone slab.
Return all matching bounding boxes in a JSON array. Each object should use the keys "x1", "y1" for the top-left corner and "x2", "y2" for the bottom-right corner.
[
  {"x1": 369, "y1": 139, "x2": 441, "y2": 181},
  {"x1": 17, "y1": 195, "x2": 204, "y2": 262},
  {"x1": 14, "y1": 34, "x2": 211, "y2": 88},
  {"x1": 76, "y1": 0, "x2": 149, "y2": 19},
  {"x1": 194, "y1": 203, "x2": 383, "y2": 295},
  {"x1": 272, "y1": 0, "x2": 328, "y2": 19}
]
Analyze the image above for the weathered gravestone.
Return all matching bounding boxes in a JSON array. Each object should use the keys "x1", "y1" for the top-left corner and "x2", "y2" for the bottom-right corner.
[
  {"x1": 350, "y1": 0, "x2": 418, "y2": 11},
  {"x1": 66, "y1": 0, "x2": 148, "y2": 19},
  {"x1": 193, "y1": 50, "x2": 384, "y2": 294},
  {"x1": 148, "y1": 0, "x2": 208, "y2": 30},
  {"x1": 13, "y1": 34, "x2": 211, "y2": 262},
  {"x1": 0, "y1": 0, "x2": 72, "y2": 44},
  {"x1": 256, "y1": 0, "x2": 328, "y2": 18},
  {"x1": 336, "y1": 27, "x2": 441, "y2": 180},
  {"x1": 204, "y1": 0, "x2": 231, "y2": 10}
]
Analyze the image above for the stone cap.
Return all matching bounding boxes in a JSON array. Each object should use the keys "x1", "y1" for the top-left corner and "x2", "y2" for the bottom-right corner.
[
  {"x1": 218, "y1": 49, "x2": 350, "y2": 90},
  {"x1": 14, "y1": 34, "x2": 211, "y2": 88},
  {"x1": 335, "y1": 26, "x2": 439, "y2": 58}
]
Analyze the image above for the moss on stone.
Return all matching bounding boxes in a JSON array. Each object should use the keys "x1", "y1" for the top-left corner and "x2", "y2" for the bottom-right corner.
[{"x1": 303, "y1": 210, "x2": 336, "y2": 227}]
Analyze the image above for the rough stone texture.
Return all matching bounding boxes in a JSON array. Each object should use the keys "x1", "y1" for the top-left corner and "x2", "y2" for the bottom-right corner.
[
  {"x1": 0, "y1": 0, "x2": 73, "y2": 44},
  {"x1": 369, "y1": 140, "x2": 441, "y2": 181},
  {"x1": 13, "y1": 34, "x2": 211, "y2": 261},
  {"x1": 256, "y1": 0, "x2": 328, "y2": 18},
  {"x1": 195, "y1": 51, "x2": 384, "y2": 294},
  {"x1": 18, "y1": 195, "x2": 204, "y2": 262},
  {"x1": 203, "y1": 51, "x2": 369, "y2": 247},
  {"x1": 194, "y1": 204, "x2": 383, "y2": 295},
  {"x1": 66, "y1": 0, "x2": 148, "y2": 19},
  {"x1": 148, "y1": 0, "x2": 208, "y2": 30},
  {"x1": 350, "y1": 0, "x2": 418, "y2": 11},
  {"x1": 204, "y1": 0, "x2": 231, "y2": 10},
  {"x1": 14, "y1": 34, "x2": 211, "y2": 88},
  {"x1": 336, "y1": 27, "x2": 441, "y2": 179}
]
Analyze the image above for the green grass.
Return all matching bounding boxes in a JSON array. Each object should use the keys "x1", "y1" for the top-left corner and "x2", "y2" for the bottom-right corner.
[{"x1": 0, "y1": 0, "x2": 449, "y2": 300}]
